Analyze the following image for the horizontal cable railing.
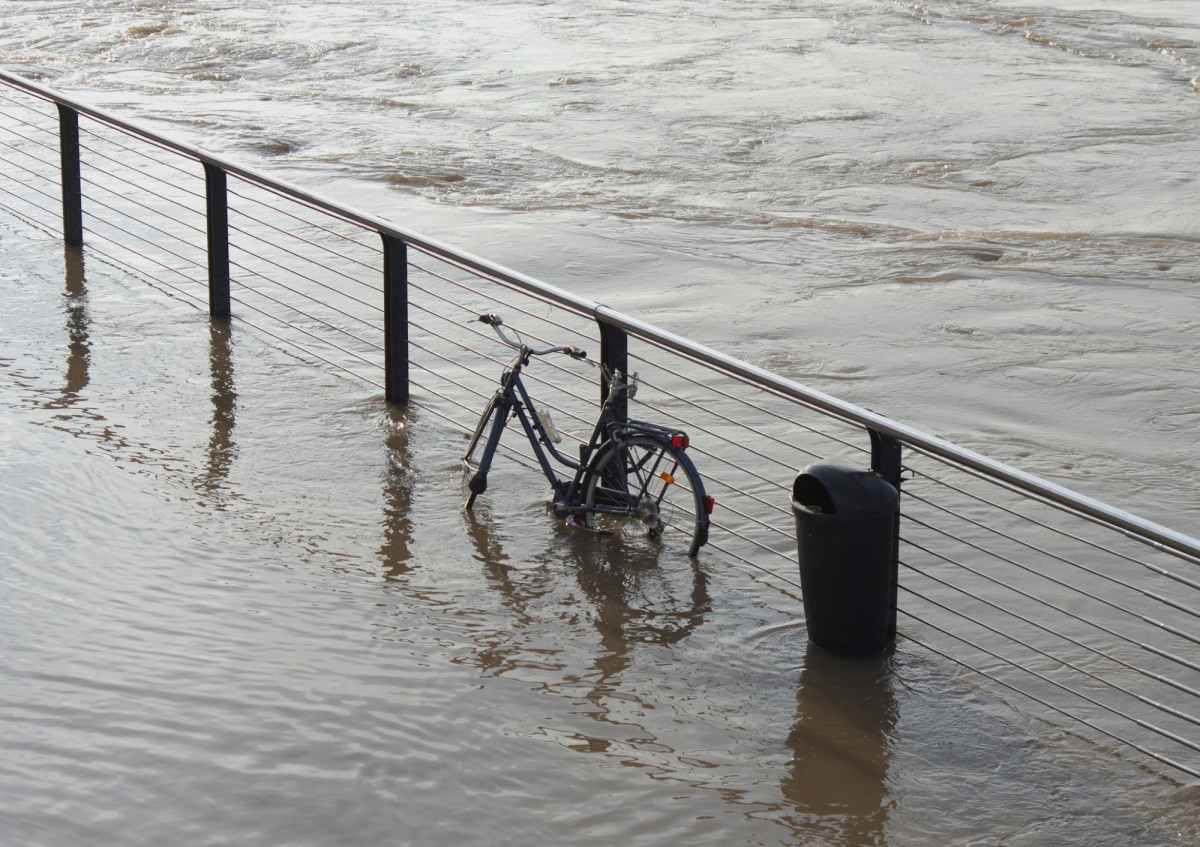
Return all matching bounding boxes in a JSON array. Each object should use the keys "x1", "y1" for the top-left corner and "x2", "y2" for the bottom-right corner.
[{"x1": 2, "y1": 69, "x2": 1198, "y2": 782}]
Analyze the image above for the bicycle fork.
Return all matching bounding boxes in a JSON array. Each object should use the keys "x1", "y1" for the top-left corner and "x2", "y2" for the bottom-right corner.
[{"x1": 465, "y1": 395, "x2": 509, "y2": 510}]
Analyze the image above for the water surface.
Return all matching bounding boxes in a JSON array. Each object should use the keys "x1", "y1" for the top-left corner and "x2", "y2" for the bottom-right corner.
[{"x1": 2, "y1": 1, "x2": 1199, "y2": 843}]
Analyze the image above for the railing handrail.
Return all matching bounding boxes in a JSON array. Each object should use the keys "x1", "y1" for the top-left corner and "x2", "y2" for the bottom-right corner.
[{"x1": 4, "y1": 67, "x2": 1198, "y2": 562}]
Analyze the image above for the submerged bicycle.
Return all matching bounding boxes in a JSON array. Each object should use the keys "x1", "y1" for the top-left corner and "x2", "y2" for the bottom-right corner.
[{"x1": 463, "y1": 314, "x2": 714, "y2": 558}]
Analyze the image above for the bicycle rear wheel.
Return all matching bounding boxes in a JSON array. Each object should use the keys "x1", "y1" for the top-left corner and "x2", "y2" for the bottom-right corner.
[{"x1": 582, "y1": 434, "x2": 709, "y2": 558}]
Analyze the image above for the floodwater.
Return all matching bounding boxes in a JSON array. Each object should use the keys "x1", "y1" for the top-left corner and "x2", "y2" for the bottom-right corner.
[{"x1": 2, "y1": 1, "x2": 1199, "y2": 844}]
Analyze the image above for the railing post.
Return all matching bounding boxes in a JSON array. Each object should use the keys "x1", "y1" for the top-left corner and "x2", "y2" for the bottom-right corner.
[
  {"x1": 598, "y1": 319, "x2": 628, "y2": 424},
  {"x1": 56, "y1": 104, "x2": 83, "y2": 246},
  {"x1": 381, "y1": 233, "x2": 409, "y2": 404},
  {"x1": 869, "y1": 428, "x2": 903, "y2": 639},
  {"x1": 203, "y1": 162, "x2": 231, "y2": 319}
]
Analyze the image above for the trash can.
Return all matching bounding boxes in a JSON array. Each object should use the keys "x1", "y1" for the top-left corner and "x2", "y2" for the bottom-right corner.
[{"x1": 792, "y1": 463, "x2": 899, "y2": 656}]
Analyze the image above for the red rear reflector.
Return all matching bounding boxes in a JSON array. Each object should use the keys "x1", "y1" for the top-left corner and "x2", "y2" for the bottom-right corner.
[
  {"x1": 670, "y1": 434, "x2": 689, "y2": 450},
  {"x1": 704, "y1": 496, "x2": 715, "y2": 515}
]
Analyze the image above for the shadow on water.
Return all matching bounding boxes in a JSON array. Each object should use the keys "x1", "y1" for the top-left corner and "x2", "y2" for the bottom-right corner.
[
  {"x1": 379, "y1": 405, "x2": 414, "y2": 580},
  {"x1": 782, "y1": 642, "x2": 896, "y2": 846}
]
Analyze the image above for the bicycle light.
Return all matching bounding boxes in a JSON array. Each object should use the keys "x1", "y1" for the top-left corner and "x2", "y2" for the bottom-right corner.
[
  {"x1": 670, "y1": 434, "x2": 689, "y2": 450},
  {"x1": 704, "y1": 496, "x2": 716, "y2": 515}
]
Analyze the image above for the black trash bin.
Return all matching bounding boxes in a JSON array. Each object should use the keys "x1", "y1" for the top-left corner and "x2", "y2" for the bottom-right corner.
[{"x1": 792, "y1": 463, "x2": 899, "y2": 656}]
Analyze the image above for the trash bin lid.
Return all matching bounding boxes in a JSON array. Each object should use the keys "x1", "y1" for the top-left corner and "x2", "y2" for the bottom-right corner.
[{"x1": 792, "y1": 462, "x2": 898, "y2": 516}]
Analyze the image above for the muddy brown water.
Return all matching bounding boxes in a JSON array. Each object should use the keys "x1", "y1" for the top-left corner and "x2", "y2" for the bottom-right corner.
[{"x1": 2, "y1": 1, "x2": 1199, "y2": 843}]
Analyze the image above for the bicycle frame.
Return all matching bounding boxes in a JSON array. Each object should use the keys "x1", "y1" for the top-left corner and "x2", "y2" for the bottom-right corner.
[
  {"x1": 463, "y1": 314, "x2": 711, "y2": 558},
  {"x1": 465, "y1": 342, "x2": 625, "y2": 514}
]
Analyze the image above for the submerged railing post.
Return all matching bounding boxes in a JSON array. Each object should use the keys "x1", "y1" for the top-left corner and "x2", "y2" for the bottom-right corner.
[
  {"x1": 56, "y1": 104, "x2": 83, "y2": 246},
  {"x1": 869, "y1": 428, "x2": 903, "y2": 639},
  {"x1": 203, "y1": 163, "x2": 231, "y2": 319},
  {"x1": 598, "y1": 319, "x2": 628, "y2": 423},
  {"x1": 381, "y1": 233, "x2": 409, "y2": 404}
]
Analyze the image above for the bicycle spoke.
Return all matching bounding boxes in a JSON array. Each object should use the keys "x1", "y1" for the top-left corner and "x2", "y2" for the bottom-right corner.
[{"x1": 582, "y1": 434, "x2": 707, "y2": 558}]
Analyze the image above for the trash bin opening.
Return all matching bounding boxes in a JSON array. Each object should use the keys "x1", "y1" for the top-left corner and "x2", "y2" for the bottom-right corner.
[{"x1": 792, "y1": 474, "x2": 836, "y2": 514}]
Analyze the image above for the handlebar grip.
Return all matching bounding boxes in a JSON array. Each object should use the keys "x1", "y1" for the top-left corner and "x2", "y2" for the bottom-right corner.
[
  {"x1": 562, "y1": 346, "x2": 588, "y2": 360},
  {"x1": 478, "y1": 313, "x2": 503, "y2": 326}
]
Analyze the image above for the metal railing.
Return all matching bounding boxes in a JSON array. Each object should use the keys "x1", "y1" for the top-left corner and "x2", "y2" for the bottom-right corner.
[{"x1": 2, "y1": 69, "x2": 1198, "y2": 782}]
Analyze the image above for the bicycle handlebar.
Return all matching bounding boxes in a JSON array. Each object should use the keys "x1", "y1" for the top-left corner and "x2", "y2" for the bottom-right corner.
[{"x1": 477, "y1": 314, "x2": 587, "y2": 360}]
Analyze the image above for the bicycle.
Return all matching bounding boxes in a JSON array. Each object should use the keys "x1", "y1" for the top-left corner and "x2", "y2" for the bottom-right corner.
[{"x1": 463, "y1": 314, "x2": 714, "y2": 558}]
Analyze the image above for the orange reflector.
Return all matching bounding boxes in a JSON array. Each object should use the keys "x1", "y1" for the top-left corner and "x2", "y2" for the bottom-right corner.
[
  {"x1": 704, "y1": 496, "x2": 715, "y2": 514},
  {"x1": 659, "y1": 472, "x2": 675, "y2": 484}
]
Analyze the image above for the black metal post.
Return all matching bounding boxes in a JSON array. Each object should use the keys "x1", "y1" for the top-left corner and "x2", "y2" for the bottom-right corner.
[
  {"x1": 203, "y1": 163, "x2": 231, "y2": 319},
  {"x1": 598, "y1": 319, "x2": 628, "y2": 424},
  {"x1": 869, "y1": 428, "x2": 903, "y2": 639},
  {"x1": 56, "y1": 104, "x2": 83, "y2": 246},
  {"x1": 381, "y1": 233, "x2": 409, "y2": 404}
]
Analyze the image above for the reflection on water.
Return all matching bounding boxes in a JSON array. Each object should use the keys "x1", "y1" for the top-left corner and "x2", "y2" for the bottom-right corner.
[
  {"x1": 379, "y1": 406, "x2": 413, "y2": 579},
  {"x1": 61, "y1": 245, "x2": 89, "y2": 398},
  {"x1": 570, "y1": 540, "x2": 710, "y2": 650},
  {"x1": 462, "y1": 504, "x2": 533, "y2": 678},
  {"x1": 783, "y1": 643, "x2": 896, "y2": 845},
  {"x1": 469, "y1": 506, "x2": 710, "y2": 649},
  {"x1": 462, "y1": 503, "x2": 710, "y2": 746},
  {"x1": 198, "y1": 319, "x2": 237, "y2": 499},
  {"x1": 38, "y1": 243, "x2": 241, "y2": 504},
  {"x1": 37, "y1": 244, "x2": 103, "y2": 422}
]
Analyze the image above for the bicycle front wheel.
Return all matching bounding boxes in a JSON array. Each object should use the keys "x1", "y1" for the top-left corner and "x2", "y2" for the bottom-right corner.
[
  {"x1": 582, "y1": 435, "x2": 709, "y2": 558},
  {"x1": 463, "y1": 393, "x2": 498, "y2": 467}
]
